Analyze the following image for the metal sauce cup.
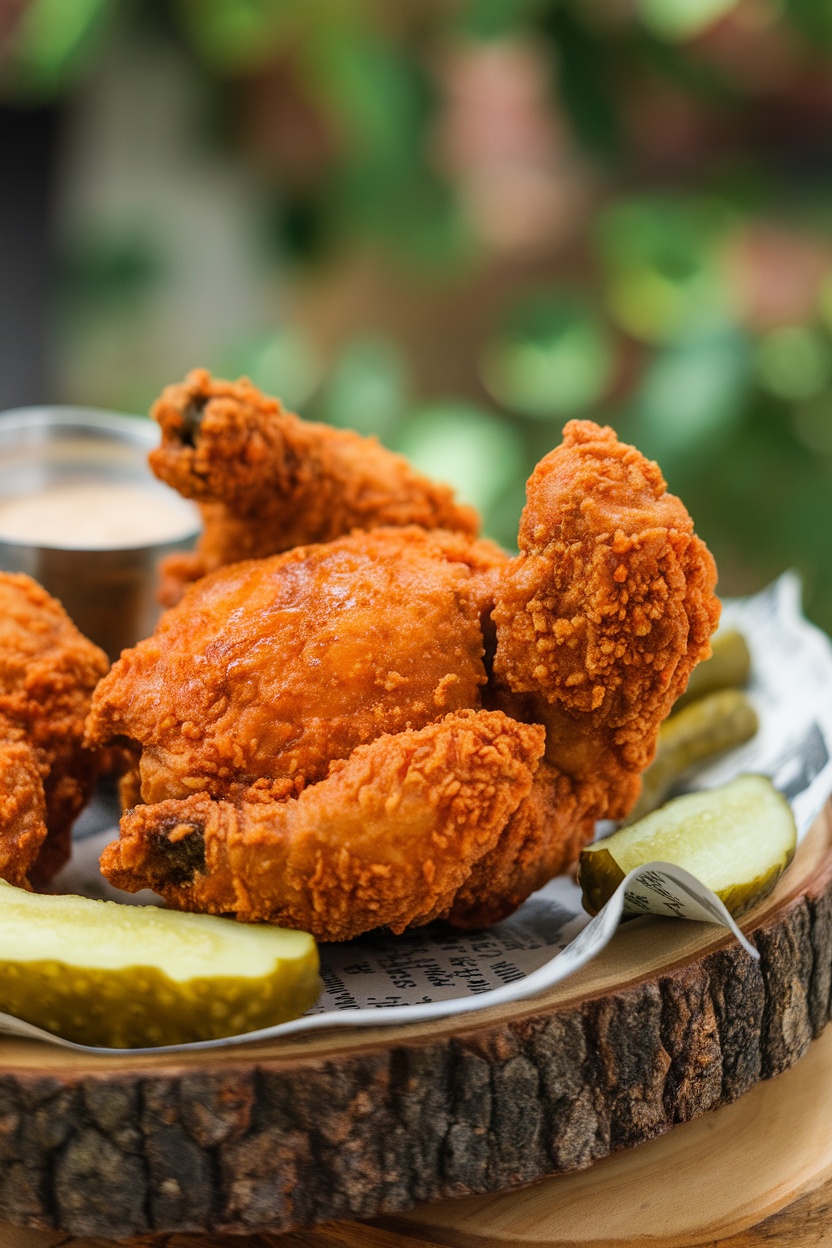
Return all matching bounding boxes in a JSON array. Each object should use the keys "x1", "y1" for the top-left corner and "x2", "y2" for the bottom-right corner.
[{"x1": 0, "y1": 408, "x2": 200, "y2": 659}]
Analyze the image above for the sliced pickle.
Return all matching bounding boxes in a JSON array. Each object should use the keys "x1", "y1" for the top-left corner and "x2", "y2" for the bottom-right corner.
[
  {"x1": 0, "y1": 883, "x2": 320, "y2": 1048},
  {"x1": 674, "y1": 628, "x2": 752, "y2": 712},
  {"x1": 579, "y1": 775, "x2": 796, "y2": 918},
  {"x1": 627, "y1": 689, "x2": 759, "y2": 822}
]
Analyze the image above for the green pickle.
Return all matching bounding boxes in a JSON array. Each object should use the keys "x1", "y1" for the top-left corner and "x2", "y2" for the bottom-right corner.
[
  {"x1": 674, "y1": 628, "x2": 752, "y2": 712},
  {"x1": 0, "y1": 883, "x2": 320, "y2": 1047},
  {"x1": 628, "y1": 689, "x2": 759, "y2": 822},
  {"x1": 579, "y1": 775, "x2": 797, "y2": 918}
]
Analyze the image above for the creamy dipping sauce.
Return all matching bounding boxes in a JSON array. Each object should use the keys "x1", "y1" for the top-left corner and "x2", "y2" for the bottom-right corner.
[{"x1": 0, "y1": 480, "x2": 199, "y2": 549}]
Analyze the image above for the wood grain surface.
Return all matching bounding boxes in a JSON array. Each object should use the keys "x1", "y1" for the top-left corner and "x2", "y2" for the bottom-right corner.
[
  {"x1": 0, "y1": 804, "x2": 831, "y2": 1240},
  {"x1": 7, "y1": 1014, "x2": 832, "y2": 1247}
]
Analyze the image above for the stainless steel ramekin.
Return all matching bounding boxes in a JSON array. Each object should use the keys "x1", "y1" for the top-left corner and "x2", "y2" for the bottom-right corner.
[{"x1": 0, "y1": 407, "x2": 200, "y2": 659}]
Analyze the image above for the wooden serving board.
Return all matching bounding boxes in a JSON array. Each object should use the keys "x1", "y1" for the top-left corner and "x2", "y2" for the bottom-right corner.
[
  {"x1": 9, "y1": 1013, "x2": 832, "y2": 1246},
  {"x1": 1, "y1": 803, "x2": 831, "y2": 1241},
  {"x1": 371, "y1": 1015, "x2": 832, "y2": 1248}
]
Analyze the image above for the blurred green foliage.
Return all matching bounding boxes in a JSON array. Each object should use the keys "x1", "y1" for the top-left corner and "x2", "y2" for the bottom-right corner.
[
  {"x1": 6, "y1": 0, "x2": 832, "y2": 628},
  {"x1": 320, "y1": 337, "x2": 407, "y2": 441},
  {"x1": 56, "y1": 229, "x2": 161, "y2": 314},
  {"x1": 398, "y1": 400, "x2": 525, "y2": 517},
  {"x1": 481, "y1": 295, "x2": 614, "y2": 419},
  {"x1": 3, "y1": 0, "x2": 112, "y2": 99},
  {"x1": 637, "y1": 0, "x2": 740, "y2": 41},
  {"x1": 225, "y1": 329, "x2": 322, "y2": 411},
  {"x1": 597, "y1": 200, "x2": 736, "y2": 344},
  {"x1": 630, "y1": 329, "x2": 752, "y2": 465}
]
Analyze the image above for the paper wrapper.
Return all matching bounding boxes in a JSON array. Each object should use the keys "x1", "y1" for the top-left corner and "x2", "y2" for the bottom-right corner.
[{"x1": 5, "y1": 573, "x2": 832, "y2": 1054}]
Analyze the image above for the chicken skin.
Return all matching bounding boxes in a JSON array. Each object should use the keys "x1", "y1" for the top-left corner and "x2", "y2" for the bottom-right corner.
[
  {"x1": 0, "y1": 573, "x2": 109, "y2": 886},
  {"x1": 150, "y1": 369, "x2": 479, "y2": 605},
  {"x1": 491, "y1": 420, "x2": 721, "y2": 819},
  {"x1": 102, "y1": 711, "x2": 545, "y2": 942},
  {"x1": 89, "y1": 415, "x2": 719, "y2": 939},
  {"x1": 89, "y1": 527, "x2": 506, "y2": 809}
]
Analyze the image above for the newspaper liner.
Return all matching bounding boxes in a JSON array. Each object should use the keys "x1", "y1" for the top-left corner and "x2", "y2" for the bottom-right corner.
[{"x1": 4, "y1": 573, "x2": 832, "y2": 1056}]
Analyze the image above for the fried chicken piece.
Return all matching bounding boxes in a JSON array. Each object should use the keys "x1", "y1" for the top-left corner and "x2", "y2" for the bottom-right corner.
[
  {"x1": 100, "y1": 711, "x2": 544, "y2": 941},
  {"x1": 150, "y1": 370, "x2": 480, "y2": 604},
  {"x1": 443, "y1": 763, "x2": 592, "y2": 928},
  {"x1": 0, "y1": 736, "x2": 49, "y2": 888},
  {"x1": 449, "y1": 422, "x2": 719, "y2": 928},
  {"x1": 492, "y1": 420, "x2": 720, "y2": 821},
  {"x1": 87, "y1": 528, "x2": 504, "y2": 806},
  {"x1": 0, "y1": 574, "x2": 109, "y2": 885},
  {"x1": 93, "y1": 420, "x2": 719, "y2": 939}
]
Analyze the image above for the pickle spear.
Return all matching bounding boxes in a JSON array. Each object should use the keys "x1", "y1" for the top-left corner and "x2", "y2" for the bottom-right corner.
[
  {"x1": 674, "y1": 628, "x2": 752, "y2": 712},
  {"x1": 627, "y1": 689, "x2": 759, "y2": 822},
  {"x1": 579, "y1": 775, "x2": 796, "y2": 918},
  {"x1": 0, "y1": 883, "x2": 320, "y2": 1048}
]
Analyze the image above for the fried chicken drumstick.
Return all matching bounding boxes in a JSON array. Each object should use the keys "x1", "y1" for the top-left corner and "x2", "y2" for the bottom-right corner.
[
  {"x1": 151, "y1": 369, "x2": 478, "y2": 605},
  {"x1": 0, "y1": 574, "x2": 108, "y2": 886},
  {"x1": 103, "y1": 711, "x2": 546, "y2": 941},
  {"x1": 90, "y1": 403, "x2": 719, "y2": 940}
]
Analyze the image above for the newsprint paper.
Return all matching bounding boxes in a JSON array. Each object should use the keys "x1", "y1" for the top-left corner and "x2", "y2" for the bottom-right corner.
[{"x1": 5, "y1": 573, "x2": 832, "y2": 1055}]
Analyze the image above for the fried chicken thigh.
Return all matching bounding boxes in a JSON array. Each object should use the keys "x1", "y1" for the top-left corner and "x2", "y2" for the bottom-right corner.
[
  {"x1": 90, "y1": 414, "x2": 719, "y2": 939},
  {"x1": 0, "y1": 574, "x2": 108, "y2": 886},
  {"x1": 89, "y1": 527, "x2": 505, "y2": 807},
  {"x1": 151, "y1": 370, "x2": 479, "y2": 605}
]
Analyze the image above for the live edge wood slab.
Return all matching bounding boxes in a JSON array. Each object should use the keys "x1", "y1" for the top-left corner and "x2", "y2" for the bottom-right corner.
[
  {"x1": 1, "y1": 802, "x2": 831, "y2": 1242},
  {"x1": 9, "y1": 1015, "x2": 832, "y2": 1245}
]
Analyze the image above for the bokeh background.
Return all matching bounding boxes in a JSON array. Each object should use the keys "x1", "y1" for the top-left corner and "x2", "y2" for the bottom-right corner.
[{"x1": 2, "y1": 0, "x2": 832, "y2": 625}]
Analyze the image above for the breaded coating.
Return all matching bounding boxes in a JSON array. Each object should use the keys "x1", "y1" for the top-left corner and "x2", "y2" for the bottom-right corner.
[
  {"x1": 87, "y1": 528, "x2": 502, "y2": 805},
  {"x1": 492, "y1": 420, "x2": 720, "y2": 819},
  {"x1": 0, "y1": 737, "x2": 49, "y2": 887},
  {"x1": 95, "y1": 418, "x2": 719, "y2": 938},
  {"x1": 150, "y1": 370, "x2": 480, "y2": 603},
  {"x1": 444, "y1": 763, "x2": 594, "y2": 928},
  {"x1": 101, "y1": 711, "x2": 545, "y2": 941},
  {"x1": 0, "y1": 574, "x2": 109, "y2": 884}
]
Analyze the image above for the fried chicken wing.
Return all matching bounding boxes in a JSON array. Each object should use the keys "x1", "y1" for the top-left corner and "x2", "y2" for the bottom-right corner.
[
  {"x1": 0, "y1": 573, "x2": 109, "y2": 885},
  {"x1": 492, "y1": 420, "x2": 720, "y2": 819},
  {"x1": 150, "y1": 370, "x2": 480, "y2": 604},
  {"x1": 101, "y1": 710, "x2": 544, "y2": 941},
  {"x1": 92, "y1": 418, "x2": 719, "y2": 939}
]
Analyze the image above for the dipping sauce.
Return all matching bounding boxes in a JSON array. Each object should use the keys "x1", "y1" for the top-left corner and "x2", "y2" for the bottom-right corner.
[
  {"x1": 0, "y1": 406, "x2": 201, "y2": 657},
  {"x1": 0, "y1": 480, "x2": 198, "y2": 550}
]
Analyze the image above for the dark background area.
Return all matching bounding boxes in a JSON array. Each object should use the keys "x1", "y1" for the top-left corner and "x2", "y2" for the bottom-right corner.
[{"x1": 0, "y1": 102, "x2": 58, "y2": 408}]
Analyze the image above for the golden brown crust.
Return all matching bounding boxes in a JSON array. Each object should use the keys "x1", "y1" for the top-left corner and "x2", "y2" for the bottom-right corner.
[
  {"x1": 96, "y1": 418, "x2": 720, "y2": 937},
  {"x1": 443, "y1": 762, "x2": 595, "y2": 928},
  {"x1": 0, "y1": 734, "x2": 48, "y2": 887},
  {"x1": 150, "y1": 369, "x2": 480, "y2": 601},
  {"x1": 87, "y1": 528, "x2": 495, "y2": 803},
  {"x1": 0, "y1": 573, "x2": 109, "y2": 883},
  {"x1": 101, "y1": 710, "x2": 545, "y2": 941},
  {"x1": 492, "y1": 420, "x2": 720, "y2": 820}
]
